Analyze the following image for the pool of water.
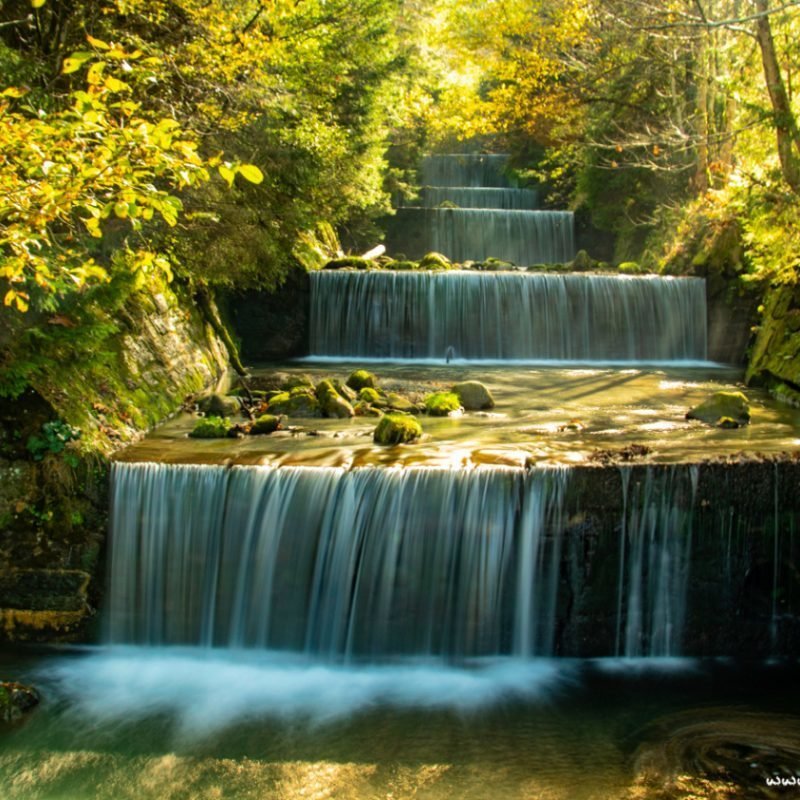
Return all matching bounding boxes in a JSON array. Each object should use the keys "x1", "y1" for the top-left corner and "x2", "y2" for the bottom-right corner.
[
  {"x1": 116, "y1": 363, "x2": 800, "y2": 467},
  {"x1": 2, "y1": 649, "x2": 800, "y2": 799}
]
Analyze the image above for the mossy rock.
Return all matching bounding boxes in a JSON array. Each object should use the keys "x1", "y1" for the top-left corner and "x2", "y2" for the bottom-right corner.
[
  {"x1": 386, "y1": 259, "x2": 421, "y2": 271},
  {"x1": 386, "y1": 392, "x2": 416, "y2": 412},
  {"x1": 452, "y1": 381, "x2": 495, "y2": 410},
  {"x1": 331, "y1": 378, "x2": 357, "y2": 402},
  {"x1": 716, "y1": 416, "x2": 741, "y2": 429},
  {"x1": 437, "y1": 200, "x2": 459, "y2": 209},
  {"x1": 618, "y1": 261, "x2": 643, "y2": 274},
  {"x1": 323, "y1": 256, "x2": 373, "y2": 270},
  {"x1": 475, "y1": 258, "x2": 515, "y2": 271},
  {"x1": 419, "y1": 252, "x2": 452, "y2": 270},
  {"x1": 0, "y1": 682, "x2": 39, "y2": 722},
  {"x1": 283, "y1": 374, "x2": 315, "y2": 392},
  {"x1": 346, "y1": 369, "x2": 378, "y2": 391},
  {"x1": 268, "y1": 390, "x2": 321, "y2": 418},
  {"x1": 316, "y1": 379, "x2": 355, "y2": 418},
  {"x1": 250, "y1": 414, "x2": 281, "y2": 435},
  {"x1": 354, "y1": 401, "x2": 383, "y2": 417},
  {"x1": 373, "y1": 412, "x2": 423, "y2": 445},
  {"x1": 424, "y1": 391, "x2": 462, "y2": 416},
  {"x1": 197, "y1": 393, "x2": 240, "y2": 418},
  {"x1": 358, "y1": 387, "x2": 383, "y2": 405},
  {"x1": 570, "y1": 250, "x2": 596, "y2": 271},
  {"x1": 686, "y1": 391, "x2": 750, "y2": 426},
  {"x1": 189, "y1": 416, "x2": 232, "y2": 438}
]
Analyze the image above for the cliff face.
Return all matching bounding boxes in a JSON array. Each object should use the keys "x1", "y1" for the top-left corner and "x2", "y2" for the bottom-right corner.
[{"x1": 0, "y1": 280, "x2": 227, "y2": 642}]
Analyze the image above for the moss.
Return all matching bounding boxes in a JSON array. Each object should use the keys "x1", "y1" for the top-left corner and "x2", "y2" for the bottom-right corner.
[
  {"x1": 475, "y1": 258, "x2": 515, "y2": 271},
  {"x1": 284, "y1": 374, "x2": 315, "y2": 391},
  {"x1": 419, "y1": 252, "x2": 452, "y2": 270},
  {"x1": 385, "y1": 260, "x2": 420, "y2": 271},
  {"x1": 570, "y1": 250, "x2": 596, "y2": 271},
  {"x1": 452, "y1": 381, "x2": 494, "y2": 410},
  {"x1": 268, "y1": 389, "x2": 320, "y2": 417},
  {"x1": 358, "y1": 387, "x2": 382, "y2": 404},
  {"x1": 354, "y1": 401, "x2": 382, "y2": 417},
  {"x1": 316, "y1": 379, "x2": 354, "y2": 418},
  {"x1": 424, "y1": 391, "x2": 462, "y2": 416},
  {"x1": 385, "y1": 392, "x2": 415, "y2": 412},
  {"x1": 686, "y1": 391, "x2": 750, "y2": 426},
  {"x1": 189, "y1": 416, "x2": 232, "y2": 438},
  {"x1": 346, "y1": 369, "x2": 377, "y2": 391},
  {"x1": 618, "y1": 261, "x2": 643, "y2": 274},
  {"x1": 323, "y1": 257, "x2": 373, "y2": 270},
  {"x1": 373, "y1": 412, "x2": 422, "y2": 445},
  {"x1": 250, "y1": 414, "x2": 280, "y2": 435}
]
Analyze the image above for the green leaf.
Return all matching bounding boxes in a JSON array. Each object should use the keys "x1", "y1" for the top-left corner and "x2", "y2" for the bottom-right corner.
[
  {"x1": 218, "y1": 164, "x2": 235, "y2": 187},
  {"x1": 237, "y1": 163, "x2": 264, "y2": 184}
]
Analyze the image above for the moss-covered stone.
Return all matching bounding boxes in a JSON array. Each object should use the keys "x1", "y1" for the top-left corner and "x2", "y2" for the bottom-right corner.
[
  {"x1": 686, "y1": 391, "x2": 750, "y2": 426},
  {"x1": 0, "y1": 681, "x2": 39, "y2": 722},
  {"x1": 419, "y1": 252, "x2": 452, "y2": 270},
  {"x1": 197, "y1": 393, "x2": 240, "y2": 418},
  {"x1": 452, "y1": 381, "x2": 495, "y2": 410},
  {"x1": 373, "y1": 413, "x2": 422, "y2": 445},
  {"x1": 346, "y1": 370, "x2": 378, "y2": 391},
  {"x1": 323, "y1": 257, "x2": 373, "y2": 270},
  {"x1": 385, "y1": 259, "x2": 420, "y2": 271},
  {"x1": 354, "y1": 401, "x2": 383, "y2": 417},
  {"x1": 570, "y1": 250, "x2": 596, "y2": 271},
  {"x1": 475, "y1": 258, "x2": 515, "y2": 271},
  {"x1": 358, "y1": 387, "x2": 382, "y2": 404},
  {"x1": 268, "y1": 389, "x2": 320, "y2": 417},
  {"x1": 250, "y1": 414, "x2": 281, "y2": 435},
  {"x1": 189, "y1": 416, "x2": 232, "y2": 438},
  {"x1": 424, "y1": 391, "x2": 462, "y2": 416},
  {"x1": 283, "y1": 374, "x2": 315, "y2": 392},
  {"x1": 331, "y1": 379, "x2": 357, "y2": 402},
  {"x1": 385, "y1": 392, "x2": 415, "y2": 412},
  {"x1": 618, "y1": 261, "x2": 643, "y2": 274},
  {"x1": 316, "y1": 380, "x2": 354, "y2": 418}
]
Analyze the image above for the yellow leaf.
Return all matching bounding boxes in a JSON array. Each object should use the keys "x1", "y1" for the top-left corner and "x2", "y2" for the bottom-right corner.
[
  {"x1": 114, "y1": 201, "x2": 129, "y2": 219},
  {"x1": 31, "y1": 0, "x2": 46, "y2": 7},
  {"x1": 1, "y1": 87, "x2": 28, "y2": 98},
  {"x1": 86, "y1": 34, "x2": 111, "y2": 50},
  {"x1": 104, "y1": 76, "x2": 129, "y2": 93},
  {"x1": 237, "y1": 163, "x2": 264, "y2": 184},
  {"x1": 218, "y1": 164, "x2": 235, "y2": 187}
]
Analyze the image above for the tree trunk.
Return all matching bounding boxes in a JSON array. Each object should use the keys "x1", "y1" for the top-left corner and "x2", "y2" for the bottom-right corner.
[{"x1": 754, "y1": 0, "x2": 800, "y2": 191}]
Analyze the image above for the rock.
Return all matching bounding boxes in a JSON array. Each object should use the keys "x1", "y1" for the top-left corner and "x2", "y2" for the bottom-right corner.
[
  {"x1": 323, "y1": 257, "x2": 373, "y2": 270},
  {"x1": 419, "y1": 252, "x2": 452, "y2": 270},
  {"x1": 354, "y1": 401, "x2": 383, "y2": 417},
  {"x1": 358, "y1": 387, "x2": 383, "y2": 405},
  {"x1": 331, "y1": 379, "x2": 357, "y2": 402},
  {"x1": 197, "y1": 393, "x2": 240, "y2": 417},
  {"x1": 268, "y1": 389, "x2": 321, "y2": 417},
  {"x1": 618, "y1": 261, "x2": 643, "y2": 274},
  {"x1": 570, "y1": 249, "x2": 595, "y2": 271},
  {"x1": 385, "y1": 392, "x2": 416, "y2": 412},
  {"x1": 283, "y1": 374, "x2": 315, "y2": 392},
  {"x1": 385, "y1": 260, "x2": 420, "y2": 271},
  {"x1": 316, "y1": 380, "x2": 355, "y2": 418},
  {"x1": 244, "y1": 372, "x2": 291, "y2": 392},
  {"x1": 189, "y1": 416, "x2": 232, "y2": 438},
  {"x1": 423, "y1": 391, "x2": 463, "y2": 416},
  {"x1": 346, "y1": 370, "x2": 378, "y2": 391},
  {"x1": 452, "y1": 381, "x2": 495, "y2": 410},
  {"x1": 716, "y1": 416, "x2": 741, "y2": 429},
  {"x1": 686, "y1": 391, "x2": 750, "y2": 426},
  {"x1": 475, "y1": 258, "x2": 515, "y2": 271},
  {"x1": 0, "y1": 682, "x2": 39, "y2": 722},
  {"x1": 250, "y1": 414, "x2": 281, "y2": 435},
  {"x1": 373, "y1": 413, "x2": 423, "y2": 445}
]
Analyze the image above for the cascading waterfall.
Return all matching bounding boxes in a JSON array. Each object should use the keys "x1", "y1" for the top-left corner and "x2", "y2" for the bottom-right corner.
[
  {"x1": 107, "y1": 462, "x2": 707, "y2": 659},
  {"x1": 309, "y1": 270, "x2": 708, "y2": 362},
  {"x1": 390, "y1": 153, "x2": 575, "y2": 263}
]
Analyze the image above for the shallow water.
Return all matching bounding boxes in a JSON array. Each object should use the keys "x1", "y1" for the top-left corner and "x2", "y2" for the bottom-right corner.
[
  {"x1": 2, "y1": 649, "x2": 800, "y2": 799},
  {"x1": 117, "y1": 363, "x2": 800, "y2": 468}
]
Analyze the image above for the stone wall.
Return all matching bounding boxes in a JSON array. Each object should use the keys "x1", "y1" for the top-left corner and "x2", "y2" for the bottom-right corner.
[{"x1": 0, "y1": 280, "x2": 227, "y2": 642}]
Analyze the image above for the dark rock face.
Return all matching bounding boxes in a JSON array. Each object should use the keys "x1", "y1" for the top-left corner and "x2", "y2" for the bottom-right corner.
[{"x1": 227, "y1": 268, "x2": 311, "y2": 364}]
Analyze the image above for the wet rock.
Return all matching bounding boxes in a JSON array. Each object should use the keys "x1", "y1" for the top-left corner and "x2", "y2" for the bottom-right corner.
[
  {"x1": 267, "y1": 389, "x2": 321, "y2": 418},
  {"x1": 373, "y1": 413, "x2": 422, "y2": 445},
  {"x1": 424, "y1": 391, "x2": 462, "y2": 416},
  {"x1": 570, "y1": 249, "x2": 596, "y2": 271},
  {"x1": 386, "y1": 392, "x2": 416, "y2": 413},
  {"x1": 331, "y1": 379, "x2": 357, "y2": 402},
  {"x1": 452, "y1": 380, "x2": 495, "y2": 410},
  {"x1": 323, "y1": 256, "x2": 373, "y2": 270},
  {"x1": 283, "y1": 374, "x2": 315, "y2": 392},
  {"x1": 197, "y1": 393, "x2": 240, "y2": 418},
  {"x1": 419, "y1": 252, "x2": 451, "y2": 270},
  {"x1": 316, "y1": 380, "x2": 354, "y2": 419},
  {"x1": 0, "y1": 682, "x2": 39, "y2": 722},
  {"x1": 590, "y1": 443, "x2": 652, "y2": 464},
  {"x1": 250, "y1": 414, "x2": 281, "y2": 435},
  {"x1": 354, "y1": 401, "x2": 382, "y2": 417},
  {"x1": 346, "y1": 370, "x2": 378, "y2": 391},
  {"x1": 686, "y1": 391, "x2": 750, "y2": 426},
  {"x1": 245, "y1": 372, "x2": 292, "y2": 392},
  {"x1": 358, "y1": 387, "x2": 383, "y2": 405},
  {"x1": 189, "y1": 416, "x2": 231, "y2": 438}
]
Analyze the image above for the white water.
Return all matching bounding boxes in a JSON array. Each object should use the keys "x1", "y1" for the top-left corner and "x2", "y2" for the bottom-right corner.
[{"x1": 309, "y1": 271, "x2": 708, "y2": 361}]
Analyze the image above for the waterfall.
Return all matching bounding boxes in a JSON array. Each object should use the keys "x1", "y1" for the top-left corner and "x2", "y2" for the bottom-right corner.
[
  {"x1": 107, "y1": 462, "x2": 727, "y2": 659},
  {"x1": 388, "y1": 153, "x2": 574, "y2": 263},
  {"x1": 309, "y1": 271, "x2": 708, "y2": 362}
]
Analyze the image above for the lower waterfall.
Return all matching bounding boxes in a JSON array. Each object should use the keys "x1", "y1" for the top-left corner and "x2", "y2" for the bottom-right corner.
[{"x1": 107, "y1": 462, "x2": 716, "y2": 659}]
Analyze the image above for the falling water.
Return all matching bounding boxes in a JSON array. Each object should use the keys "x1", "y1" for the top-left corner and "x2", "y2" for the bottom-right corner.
[
  {"x1": 420, "y1": 154, "x2": 513, "y2": 187},
  {"x1": 309, "y1": 270, "x2": 708, "y2": 362},
  {"x1": 418, "y1": 186, "x2": 540, "y2": 209}
]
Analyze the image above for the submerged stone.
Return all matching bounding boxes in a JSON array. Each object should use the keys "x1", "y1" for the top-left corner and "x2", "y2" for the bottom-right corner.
[
  {"x1": 0, "y1": 682, "x2": 39, "y2": 723},
  {"x1": 686, "y1": 391, "x2": 750, "y2": 426},
  {"x1": 452, "y1": 380, "x2": 495, "y2": 410},
  {"x1": 250, "y1": 414, "x2": 281, "y2": 435},
  {"x1": 424, "y1": 391, "x2": 463, "y2": 416},
  {"x1": 189, "y1": 416, "x2": 231, "y2": 438},
  {"x1": 373, "y1": 413, "x2": 422, "y2": 445}
]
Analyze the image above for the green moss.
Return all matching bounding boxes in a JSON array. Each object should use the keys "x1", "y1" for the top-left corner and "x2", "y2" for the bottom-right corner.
[
  {"x1": 250, "y1": 414, "x2": 280, "y2": 435},
  {"x1": 323, "y1": 257, "x2": 374, "y2": 270},
  {"x1": 419, "y1": 252, "x2": 452, "y2": 270},
  {"x1": 189, "y1": 416, "x2": 231, "y2": 438},
  {"x1": 385, "y1": 260, "x2": 420, "y2": 271},
  {"x1": 316, "y1": 379, "x2": 354, "y2": 418},
  {"x1": 358, "y1": 387, "x2": 382, "y2": 404},
  {"x1": 346, "y1": 369, "x2": 377, "y2": 391},
  {"x1": 373, "y1": 412, "x2": 422, "y2": 445},
  {"x1": 424, "y1": 391, "x2": 462, "y2": 416},
  {"x1": 268, "y1": 390, "x2": 320, "y2": 417},
  {"x1": 354, "y1": 401, "x2": 382, "y2": 417},
  {"x1": 617, "y1": 261, "x2": 643, "y2": 274},
  {"x1": 686, "y1": 391, "x2": 750, "y2": 426}
]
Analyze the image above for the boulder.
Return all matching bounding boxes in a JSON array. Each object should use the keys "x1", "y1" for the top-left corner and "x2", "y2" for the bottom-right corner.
[
  {"x1": 331, "y1": 379, "x2": 357, "y2": 402},
  {"x1": 686, "y1": 391, "x2": 750, "y2": 426},
  {"x1": 268, "y1": 390, "x2": 321, "y2": 417},
  {"x1": 197, "y1": 393, "x2": 240, "y2": 417},
  {"x1": 0, "y1": 682, "x2": 39, "y2": 723},
  {"x1": 373, "y1": 413, "x2": 423, "y2": 445},
  {"x1": 419, "y1": 252, "x2": 452, "y2": 270},
  {"x1": 346, "y1": 369, "x2": 378, "y2": 391},
  {"x1": 386, "y1": 392, "x2": 416, "y2": 412},
  {"x1": 423, "y1": 391, "x2": 463, "y2": 416},
  {"x1": 250, "y1": 414, "x2": 281, "y2": 435},
  {"x1": 283, "y1": 374, "x2": 315, "y2": 392},
  {"x1": 354, "y1": 401, "x2": 383, "y2": 417},
  {"x1": 245, "y1": 372, "x2": 291, "y2": 392},
  {"x1": 189, "y1": 416, "x2": 231, "y2": 438},
  {"x1": 452, "y1": 381, "x2": 495, "y2": 410},
  {"x1": 316, "y1": 379, "x2": 355, "y2": 418}
]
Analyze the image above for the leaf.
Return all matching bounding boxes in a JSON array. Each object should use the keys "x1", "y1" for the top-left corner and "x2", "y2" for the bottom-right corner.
[
  {"x1": 218, "y1": 164, "x2": 235, "y2": 186},
  {"x1": 1, "y1": 87, "x2": 28, "y2": 98},
  {"x1": 4, "y1": 290, "x2": 29, "y2": 312},
  {"x1": 114, "y1": 201, "x2": 129, "y2": 219},
  {"x1": 62, "y1": 52, "x2": 94, "y2": 74},
  {"x1": 237, "y1": 163, "x2": 264, "y2": 184},
  {"x1": 86, "y1": 34, "x2": 111, "y2": 50},
  {"x1": 31, "y1": 0, "x2": 46, "y2": 7}
]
